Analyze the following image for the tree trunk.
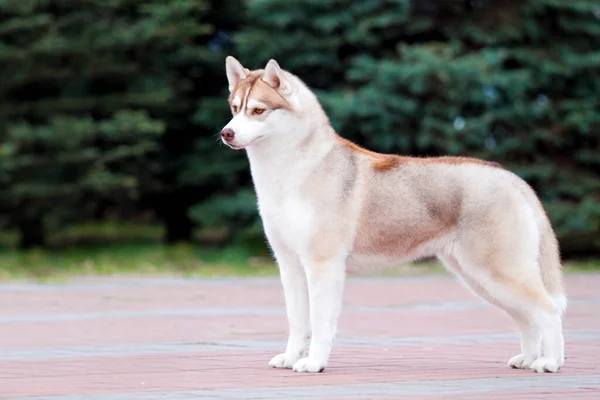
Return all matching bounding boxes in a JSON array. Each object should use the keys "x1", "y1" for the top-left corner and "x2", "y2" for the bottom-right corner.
[
  {"x1": 161, "y1": 191, "x2": 194, "y2": 243},
  {"x1": 18, "y1": 214, "x2": 45, "y2": 249},
  {"x1": 164, "y1": 209, "x2": 193, "y2": 243}
]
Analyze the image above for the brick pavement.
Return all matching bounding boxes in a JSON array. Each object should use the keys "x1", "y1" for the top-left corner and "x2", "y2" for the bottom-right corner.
[{"x1": 1, "y1": 273, "x2": 599, "y2": 399}]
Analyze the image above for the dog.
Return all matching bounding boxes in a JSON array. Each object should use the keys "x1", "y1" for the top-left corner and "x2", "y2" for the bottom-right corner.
[{"x1": 220, "y1": 56, "x2": 566, "y2": 374}]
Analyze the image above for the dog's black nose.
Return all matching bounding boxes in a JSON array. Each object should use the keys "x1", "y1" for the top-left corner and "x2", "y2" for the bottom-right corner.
[{"x1": 221, "y1": 128, "x2": 235, "y2": 142}]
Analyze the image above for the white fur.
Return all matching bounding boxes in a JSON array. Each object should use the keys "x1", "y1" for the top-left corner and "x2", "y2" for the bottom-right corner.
[
  {"x1": 552, "y1": 293, "x2": 568, "y2": 316},
  {"x1": 268, "y1": 250, "x2": 310, "y2": 369}
]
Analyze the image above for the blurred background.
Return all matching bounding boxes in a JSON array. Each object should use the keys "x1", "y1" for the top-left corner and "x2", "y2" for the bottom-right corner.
[{"x1": 0, "y1": 0, "x2": 598, "y2": 279}]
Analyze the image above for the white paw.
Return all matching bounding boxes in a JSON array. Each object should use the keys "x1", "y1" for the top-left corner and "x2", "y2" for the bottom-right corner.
[
  {"x1": 508, "y1": 354, "x2": 537, "y2": 369},
  {"x1": 292, "y1": 357, "x2": 326, "y2": 373},
  {"x1": 269, "y1": 352, "x2": 302, "y2": 369},
  {"x1": 529, "y1": 357, "x2": 562, "y2": 373}
]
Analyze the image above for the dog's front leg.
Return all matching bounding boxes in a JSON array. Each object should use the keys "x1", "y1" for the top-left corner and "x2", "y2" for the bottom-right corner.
[
  {"x1": 292, "y1": 258, "x2": 346, "y2": 373},
  {"x1": 269, "y1": 253, "x2": 311, "y2": 369}
]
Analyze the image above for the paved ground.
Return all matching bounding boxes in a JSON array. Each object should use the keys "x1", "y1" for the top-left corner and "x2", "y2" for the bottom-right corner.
[{"x1": 1, "y1": 273, "x2": 599, "y2": 399}]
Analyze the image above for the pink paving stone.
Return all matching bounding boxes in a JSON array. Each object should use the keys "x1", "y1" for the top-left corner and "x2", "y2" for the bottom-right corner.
[
  {"x1": 335, "y1": 388, "x2": 600, "y2": 400},
  {"x1": 2, "y1": 340, "x2": 599, "y2": 398},
  {"x1": 2, "y1": 273, "x2": 597, "y2": 315},
  {"x1": 0, "y1": 276, "x2": 478, "y2": 315},
  {"x1": 0, "y1": 302, "x2": 597, "y2": 349},
  {"x1": 0, "y1": 283, "x2": 286, "y2": 315},
  {"x1": 1, "y1": 273, "x2": 599, "y2": 398}
]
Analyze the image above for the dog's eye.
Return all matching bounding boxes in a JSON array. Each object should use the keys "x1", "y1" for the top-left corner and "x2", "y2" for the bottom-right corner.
[
  {"x1": 232, "y1": 105, "x2": 239, "y2": 113},
  {"x1": 253, "y1": 108, "x2": 265, "y2": 115}
]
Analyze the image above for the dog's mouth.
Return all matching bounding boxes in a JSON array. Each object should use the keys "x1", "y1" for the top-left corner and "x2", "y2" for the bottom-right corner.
[
  {"x1": 224, "y1": 142, "x2": 244, "y2": 150},
  {"x1": 223, "y1": 135, "x2": 265, "y2": 150}
]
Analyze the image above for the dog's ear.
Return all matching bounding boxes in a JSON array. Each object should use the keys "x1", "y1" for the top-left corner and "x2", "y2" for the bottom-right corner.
[
  {"x1": 262, "y1": 59, "x2": 292, "y2": 95},
  {"x1": 226, "y1": 56, "x2": 250, "y2": 92}
]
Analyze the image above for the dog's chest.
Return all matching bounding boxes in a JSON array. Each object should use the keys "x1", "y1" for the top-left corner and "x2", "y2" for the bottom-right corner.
[
  {"x1": 258, "y1": 193, "x2": 315, "y2": 249},
  {"x1": 249, "y1": 155, "x2": 324, "y2": 252}
]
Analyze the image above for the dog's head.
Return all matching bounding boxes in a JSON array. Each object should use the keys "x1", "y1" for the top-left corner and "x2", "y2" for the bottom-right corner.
[{"x1": 220, "y1": 57, "x2": 303, "y2": 150}]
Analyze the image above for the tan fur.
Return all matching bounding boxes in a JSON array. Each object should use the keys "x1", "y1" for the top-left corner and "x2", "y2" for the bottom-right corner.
[
  {"x1": 329, "y1": 138, "x2": 497, "y2": 259},
  {"x1": 515, "y1": 180, "x2": 565, "y2": 295},
  {"x1": 302, "y1": 132, "x2": 565, "y2": 321},
  {"x1": 229, "y1": 71, "x2": 292, "y2": 114},
  {"x1": 337, "y1": 137, "x2": 502, "y2": 172},
  {"x1": 336, "y1": 137, "x2": 406, "y2": 171}
]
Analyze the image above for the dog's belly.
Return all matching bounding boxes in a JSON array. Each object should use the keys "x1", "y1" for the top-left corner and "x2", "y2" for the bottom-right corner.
[
  {"x1": 346, "y1": 234, "x2": 449, "y2": 273},
  {"x1": 346, "y1": 249, "x2": 436, "y2": 273},
  {"x1": 346, "y1": 253, "x2": 411, "y2": 273}
]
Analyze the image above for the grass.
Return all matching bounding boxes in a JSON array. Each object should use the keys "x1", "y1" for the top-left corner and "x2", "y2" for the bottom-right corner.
[
  {"x1": 0, "y1": 241, "x2": 280, "y2": 281},
  {"x1": 0, "y1": 221, "x2": 598, "y2": 282},
  {"x1": 563, "y1": 259, "x2": 600, "y2": 272},
  {"x1": 0, "y1": 221, "x2": 279, "y2": 281}
]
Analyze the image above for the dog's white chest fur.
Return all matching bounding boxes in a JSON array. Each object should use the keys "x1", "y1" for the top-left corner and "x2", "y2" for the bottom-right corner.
[
  {"x1": 248, "y1": 148, "x2": 320, "y2": 256},
  {"x1": 260, "y1": 193, "x2": 314, "y2": 251}
]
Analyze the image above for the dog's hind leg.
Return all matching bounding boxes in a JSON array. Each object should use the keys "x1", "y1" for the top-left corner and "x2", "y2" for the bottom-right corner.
[
  {"x1": 528, "y1": 303, "x2": 564, "y2": 373},
  {"x1": 506, "y1": 312, "x2": 542, "y2": 369},
  {"x1": 441, "y1": 193, "x2": 565, "y2": 372},
  {"x1": 439, "y1": 251, "x2": 563, "y2": 372}
]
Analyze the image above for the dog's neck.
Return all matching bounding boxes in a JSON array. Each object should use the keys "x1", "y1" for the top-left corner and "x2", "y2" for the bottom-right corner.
[{"x1": 245, "y1": 110, "x2": 337, "y2": 200}]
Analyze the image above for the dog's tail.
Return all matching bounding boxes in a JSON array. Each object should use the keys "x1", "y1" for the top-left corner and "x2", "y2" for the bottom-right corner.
[
  {"x1": 518, "y1": 180, "x2": 567, "y2": 316},
  {"x1": 538, "y1": 216, "x2": 567, "y2": 316}
]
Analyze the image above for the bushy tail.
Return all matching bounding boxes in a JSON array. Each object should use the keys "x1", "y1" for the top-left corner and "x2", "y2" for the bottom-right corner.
[
  {"x1": 517, "y1": 178, "x2": 567, "y2": 316},
  {"x1": 538, "y1": 215, "x2": 567, "y2": 316}
]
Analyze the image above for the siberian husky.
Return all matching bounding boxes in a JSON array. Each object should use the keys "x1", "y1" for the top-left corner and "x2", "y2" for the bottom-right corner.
[{"x1": 220, "y1": 56, "x2": 566, "y2": 374}]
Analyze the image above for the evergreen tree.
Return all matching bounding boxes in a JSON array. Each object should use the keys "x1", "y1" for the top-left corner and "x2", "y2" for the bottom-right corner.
[
  {"x1": 180, "y1": 2, "x2": 254, "y2": 245},
  {"x1": 0, "y1": 0, "x2": 207, "y2": 248},
  {"x1": 147, "y1": 0, "x2": 247, "y2": 244},
  {"x1": 235, "y1": 0, "x2": 600, "y2": 256}
]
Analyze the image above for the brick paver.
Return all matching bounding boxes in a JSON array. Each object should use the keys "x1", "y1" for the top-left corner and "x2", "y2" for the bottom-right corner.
[{"x1": 1, "y1": 273, "x2": 599, "y2": 399}]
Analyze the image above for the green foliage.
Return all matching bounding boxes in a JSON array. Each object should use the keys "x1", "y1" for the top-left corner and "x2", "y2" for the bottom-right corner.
[
  {"x1": 189, "y1": 188, "x2": 257, "y2": 227},
  {"x1": 144, "y1": 0, "x2": 247, "y2": 243},
  {"x1": 3, "y1": 111, "x2": 163, "y2": 198},
  {"x1": 188, "y1": 188, "x2": 261, "y2": 245},
  {"x1": 0, "y1": 0, "x2": 246, "y2": 247},
  {"x1": 0, "y1": 240, "x2": 278, "y2": 281},
  {"x1": 0, "y1": 0, "x2": 598, "y2": 258},
  {"x1": 235, "y1": 0, "x2": 600, "y2": 256},
  {"x1": 0, "y1": 0, "x2": 177, "y2": 246}
]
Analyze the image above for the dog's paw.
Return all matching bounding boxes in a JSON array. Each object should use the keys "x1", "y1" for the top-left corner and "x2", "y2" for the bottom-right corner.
[
  {"x1": 292, "y1": 357, "x2": 326, "y2": 373},
  {"x1": 529, "y1": 357, "x2": 562, "y2": 373},
  {"x1": 268, "y1": 352, "x2": 301, "y2": 369},
  {"x1": 508, "y1": 354, "x2": 537, "y2": 369}
]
